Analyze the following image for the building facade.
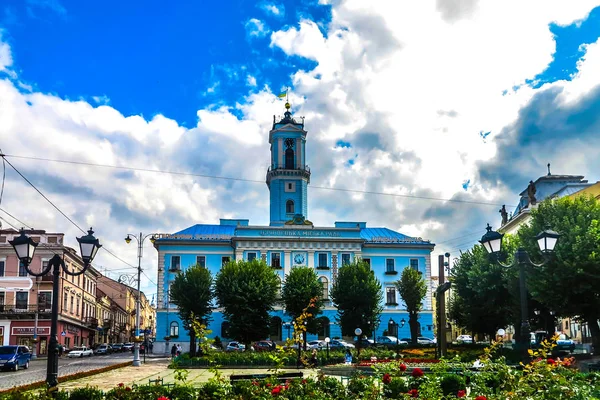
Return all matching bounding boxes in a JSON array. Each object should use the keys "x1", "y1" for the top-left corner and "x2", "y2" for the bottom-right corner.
[
  {"x1": 0, "y1": 229, "x2": 101, "y2": 351},
  {"x1": 153, "y1": 104, "x2": 435, "y2": 353}
]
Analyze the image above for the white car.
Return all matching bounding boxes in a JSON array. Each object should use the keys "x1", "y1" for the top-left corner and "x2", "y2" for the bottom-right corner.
[
  {"x1": 225, "y1": 341, "x2": 246, "y2": 352},
  {"x1": 456, "y1": 335, "x2": 473, "y2": 344},
  {"x1": 67, "y1": 346, "x2": 94, "y2": 358},
  {"x1": 307, "y1": 340, "x2": 327, "y2": 350}
]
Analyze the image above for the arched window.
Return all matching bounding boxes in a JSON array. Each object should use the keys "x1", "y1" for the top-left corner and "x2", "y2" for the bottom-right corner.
[
  {"x1": 286, "y1": 200, "x2": 295, "y2": 214},
  {"x1": 319, "y1": 276, "x2": 329, "y2": 300},
  {"x1": 285, "y1": 148, "x2": 295, "y2": 169},
  {"x1": 170, "y1": 321, "x2": 179, "y2": 337}
]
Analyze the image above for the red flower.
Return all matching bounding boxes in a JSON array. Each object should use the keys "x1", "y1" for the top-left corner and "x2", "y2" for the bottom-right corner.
[
  {"x1": 271, "y1": 385, "x2": 282, "y2": 395},
  {"x1": 382, "y1": 373, "x2": 392, "y2": 385},
  {"x1": 302, "y1": 379, "x2": 307, "y2": 384},
  {"x1": 400, "y1": 363, "x2": 407, "y2": 372},
  {"x1": 457, "y1": 390, "x2": 466, "y2": 398},
  {"x1": 547, "y1": 358, "x2": 556, "y2": 365},
  {"x1": 125, "y1": 387, "x2": 131, "y2": 392},
  {"x1": 118, "y1": 383, "x2": 124, "y2": 388},
  {"x1": 411, "y1": 368, "x2": 424, "y2": 378},
  {"x1": 475, "y1": 396, "x2": 488, "y2": 400},
  {"x1": 252, "y1": 381, "x2": 260, "y2": 386},
  {"x1": 408, "y1": 388, "x2": 419, "y2": 397},
  {"x1": 157, "y1": 397, "x2": 170, "y2": 400}
]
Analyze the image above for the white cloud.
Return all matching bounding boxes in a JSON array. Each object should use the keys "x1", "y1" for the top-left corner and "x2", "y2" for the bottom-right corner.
[
  {"x1": 247, "y1": 75, "x2": 257, "y2": 87},
  {"x1": 245, "y1": 18, "x2": 269, "y2": 39},
  {"x1": 0, "y1": 33, "x2": 13, "y2": 72},
  {"x1": 259, "y1": 2, "x2": 285, "y2": 18}
]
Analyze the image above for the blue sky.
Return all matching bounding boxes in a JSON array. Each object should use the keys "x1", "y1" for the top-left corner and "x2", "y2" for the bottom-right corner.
[
  {"x1": 2, "y1": 0, "x2": 328, "y2": 126},
  {"x1": 2, "y1": 1, "x2": 600, "y2": 297}
]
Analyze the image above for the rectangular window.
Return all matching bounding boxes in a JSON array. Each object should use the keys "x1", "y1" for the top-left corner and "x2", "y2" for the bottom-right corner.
[
  {"x1": 63, "y1": 293, "x2": 68, "y2": 312},
  {"x1": 318, "y1": 253, "x2": 327, "y2": 268},
  {"x1": 19, "y1": 261, "x2": 28, "y2": 277},
  {"x1": 0, "y1": 292, "x2": 5, "y2": 310},
  {"x1": 271, "y1": 253, "x2": 281, "y2": 268},
  {"x1": 410, "y1": 259, "x2": 419, "y2": 271},
  {"x1": 247, "y1": 252, "x2": 257, "y2": 262},
  {"x1": 38, "y1": 292, "x2": 52, "y2": 311},
  {"x1": 386, "y1": 259, "x2": 395, "y2": 273},
  {"x1": 48, "y1": 236, "x2": 57, "y2": 244},
  {"x1": 16, "y1": 292, "x2": 28, "y2": 310},
  {"x1": 170, "y1": 256, "x2": 181, "y2": 271},
  {"x1": 70, "y1": 296, "x2": 74, "y2": 313},
  {"x1": 76, "y1": 298, "x2": 80, "y2": 315},
  {"x1": 196, "y1": 256, "x2": 206, "y2": 268},
  {"x1": 386, "y1": 287, "x2": 396, "y2": 304},
  {"x1": 0, "y1": 260, "x2": 4, "y2": 276},
  {"x1": 341, "y1": 253, "x2": 351, "y2": 266},
  {"x1": 221, "y1": 256, "x2": 230, "y2": 266},
  {"x1": 363, "y1": 258, "x2": 371, "y2": 267}
]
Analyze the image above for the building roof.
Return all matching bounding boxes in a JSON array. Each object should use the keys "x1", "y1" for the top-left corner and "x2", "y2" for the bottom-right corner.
[
  {"x1": 174, "y1": 224, "x2": 236, "y2": 236},
  {"x1": 360, "y1": 227, "x2": 432, "y2": 245}
]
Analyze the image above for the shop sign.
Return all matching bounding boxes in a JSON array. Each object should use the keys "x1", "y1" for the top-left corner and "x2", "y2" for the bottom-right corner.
[
  {"x1": 11, "y1": 327, "x2": 50, "y2": 335},
  {"x1": 66, "y1": 324, "x2": 80, "y2": 334}
]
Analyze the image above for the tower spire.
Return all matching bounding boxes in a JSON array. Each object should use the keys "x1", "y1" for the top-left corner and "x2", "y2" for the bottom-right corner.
[{"x1": 547, "y1": 163, "x2": 551, "y2": 176}]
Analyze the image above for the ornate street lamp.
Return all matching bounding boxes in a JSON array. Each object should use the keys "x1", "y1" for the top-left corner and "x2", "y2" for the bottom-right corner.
[
  {"x1": 480, "y1": 224, "x2": 559, "y2": 357},
  {"x1": 9, "y1": 228, "x2": 101, "y2": 394}
]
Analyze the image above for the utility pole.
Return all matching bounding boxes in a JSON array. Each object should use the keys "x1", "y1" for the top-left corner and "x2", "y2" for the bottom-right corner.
[{"x1": 437, "y1": 254, "x2": 449, "y2": 358}]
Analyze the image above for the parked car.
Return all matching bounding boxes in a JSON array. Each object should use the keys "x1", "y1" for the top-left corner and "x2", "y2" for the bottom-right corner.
[
  {"x1": 354, "y1": 338, "x2": 375, "y2": 348},
  {"x1": 94, "y1": 344, "x2": 113, "y2": 355},
  {"x1": 456, "y1": 335, "x2": 473, "y2": 344},
  {"x1": 418, "y1": 337, "x2": 436, "y2": 346},
  {"x1": 329, "y1": 339, "x2": 355, "y2": 350},
  {"x1": 122, "y1": 343, "x2": 134, "y2": 352},
  {"x1": 67, "y1": 346, "x2": 94, "y2": 358},
  {"x1": 0, "y1": 345, "x2": 31, "y2": 371},
  {"x1": 111, "y1": 343, "x2": 124, "y2": 352},
  {"x1": 556, "y1": 334, "x2": 576, "y2": 352},
  {"x1": 307, "y1": 340, "x2": 327, "y2": 350},
  {"x1": 376, "y1": 336, "x2": 408, "y2": 348},
  {"x1": 225, "y1": 341, "x2": 246, "y2": 352},
  {"x1": 254, "y1": 340, "x2": 276, "y2": 352}
]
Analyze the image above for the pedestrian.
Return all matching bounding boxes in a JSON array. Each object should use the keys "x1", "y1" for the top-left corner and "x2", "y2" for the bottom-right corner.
[
  {"x1": 58, "y1": 344, "x2": 64, "y2": 357},
  {"x1": 311, "y1": 348, "x2": 318, "y2": 367},
  {"x1": 176, "y1": 344, "x2": 182, "y2": 356},
  {"x1": 171, "y1": 344, "x2": 177, "y2": 359},
  {"x1": 344, "y1": 348, "x2": 352, "y2": 365},
  {"x1": 149, "y1": 342, "x2": 153, "y2": 353}
]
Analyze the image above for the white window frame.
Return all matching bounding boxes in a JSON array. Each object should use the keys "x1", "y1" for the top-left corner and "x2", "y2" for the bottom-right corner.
[
  {"x1": 317, "y1": 253, "x2": 328, "y2": 268},
  {"x1": 410, "y1": 258, "x2": 419, "y2": 271},
  {"x1": 170, "y1": 256, "x2": 181, "y2": 270},
  {"x1": 15, "y1": 291, "x2": 29, "y2": 310},
  {"x1": 271, "y1": 252, "x2": 281, "y2": 268},
  {"x1": 319, "y1": 276, "x2": 329, "y2": 300},
  {"x1": 196, "y1": 255, "x2": 206, "y2": 268},
  {"x1": 386, "y1": 287, "x2": 397, "y2": 304},
  {"x1": 386, "y1": 258, "x2": 395, "y2": 273},
  {"x1": 38, "y1": 290, "x2": 53, "y2": 312},
  {"x1": 341, "y1": 253, "x2": 351, "y2": 266},
  {"x1": 0, "y1": 257, "x2": 6, "y2": 277}
]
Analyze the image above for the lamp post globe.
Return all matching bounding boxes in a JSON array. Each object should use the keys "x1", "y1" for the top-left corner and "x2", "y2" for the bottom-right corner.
[
  {"x1": 479, "y1": 223, "x2": 504, "y2": 254},
  {"x1": 9, "y1": 229, "x2": 38, "y2": 265},
  {"x1": 400, "y1": 318, "x2": 406, "y2": 328},
  {"x1": 77, "y1": 228, "x2": 102, "y2": 265},
  {"x1": 535, "y1": 229, "x2": 560, "y2": 253}
]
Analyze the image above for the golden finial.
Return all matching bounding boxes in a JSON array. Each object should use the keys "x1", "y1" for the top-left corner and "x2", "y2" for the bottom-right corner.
[{"x1": 285, "y1": 102, "x2": 291, "y2": 110}]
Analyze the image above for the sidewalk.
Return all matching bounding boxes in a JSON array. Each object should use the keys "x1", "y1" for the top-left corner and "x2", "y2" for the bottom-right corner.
[{"x1": 58, "y1": 361, "x2": 318, "y2": 391}]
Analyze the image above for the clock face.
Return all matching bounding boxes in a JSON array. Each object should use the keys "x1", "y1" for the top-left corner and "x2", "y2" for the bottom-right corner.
[
  {"x1": 294, "y1": 254, "x2": 305, "y2": 265},
  {"x1": 284, "y1": 138, "x2": 294, "y2": 149}
]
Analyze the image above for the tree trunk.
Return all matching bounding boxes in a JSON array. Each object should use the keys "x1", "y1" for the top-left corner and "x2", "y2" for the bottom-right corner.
[
  {"x1": 409, "y1": 313, "x2": 418, "y2": 344},
  {"x1": 189, "y1": 329, "x2": 196, "y2": 357},
  {"x1": 586, "y1": 316, "x2": 600, "y2": 354}
]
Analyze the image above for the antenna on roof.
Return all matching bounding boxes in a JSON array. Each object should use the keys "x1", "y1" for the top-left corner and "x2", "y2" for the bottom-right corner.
[{"x1": 547, "y1": 163, "x2": 551, "y2": 176}]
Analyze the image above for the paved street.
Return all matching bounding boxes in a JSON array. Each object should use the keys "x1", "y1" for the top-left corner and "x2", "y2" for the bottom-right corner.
[{"x1": 0, "y1": 352, "x2": 168, "y2": 391}]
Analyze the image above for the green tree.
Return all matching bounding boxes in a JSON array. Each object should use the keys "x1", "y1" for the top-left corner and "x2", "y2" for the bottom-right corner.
[
  {"x1": 214, "y1": 259, "x2": 280, "y2": 350},
  {"x1": 448, "y1": 237, "x2": 517, "y2": 341},
  {"x1": 330, "y1": 259, "x2": 383, "y2": 337},
  {"x1": 169, "y1": 264, "x2": 214, "y2": 357},
  {"x1": 518, "y1": 195, "x2": 600, "y2": 350},
  {"x1": 281, "y1": 267, "x2": 323, "y2": 347},
  {"x1": 396, "y1": 267, "x2": 427, "y2": 344}
]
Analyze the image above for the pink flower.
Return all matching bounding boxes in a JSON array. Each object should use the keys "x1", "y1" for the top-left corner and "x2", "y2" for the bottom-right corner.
[
  {"x1": 382, "y1": 373, "x2": 391, "y2": 385},
  {"x1": 475, "y1": 396, "x2": 488, "y2": 400},
  {"x1": 157, "y1": 397, "x2": 170, "y2": 400},
  {"x1": 457, "y1": 390, "x2": 466, "y2": 398},
  {"x1": 411, "y1": 367, "x2": 424, "y2": 378},
  {"x1": 399, "y1": 363, "x2": 407, "y2": 372},
  {"x1": 408, "y1": 388, "x2": 419, "y2": 398}
]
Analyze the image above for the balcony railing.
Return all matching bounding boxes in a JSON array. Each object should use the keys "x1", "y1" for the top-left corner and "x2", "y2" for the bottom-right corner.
[
  {"x1": 266, "y1": 165, "x2": 311, "y2": 185},
  {"x1": 0, "y1": 304, "x2": 53, "y2": 317},
  {"x1": 85, "y1": 316, "x2": 99, "y2": 328}
]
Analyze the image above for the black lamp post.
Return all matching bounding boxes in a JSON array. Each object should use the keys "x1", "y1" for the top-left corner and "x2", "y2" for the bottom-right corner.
[
  {"x1": 9, "y1": 228, "x2": 101, "y2": 395},
  {"x1": 480, "y1": 224, "x2": 559, "y2": 357}
]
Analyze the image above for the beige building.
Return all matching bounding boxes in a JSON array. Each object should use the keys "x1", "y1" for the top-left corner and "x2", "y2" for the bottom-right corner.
[{"x1": 0, "y1": 228, "x2": 100, "y2": 352}]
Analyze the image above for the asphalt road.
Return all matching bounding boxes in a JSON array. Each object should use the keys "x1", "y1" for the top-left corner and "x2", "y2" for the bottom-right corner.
[{"x1": 0, "y1": 352, "x2": 165, "y2": 390}]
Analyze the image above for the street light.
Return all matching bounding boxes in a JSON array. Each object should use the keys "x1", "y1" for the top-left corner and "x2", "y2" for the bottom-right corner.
[
  {"x1": 480, "y1": 224, "x2": 559, "y2": 357},
  {"x1": 9, "y1": 228, "x2": 101, "y2": 394},
  {"x1": 324, "y1": 336, "x2": 330, "y2": 359},
  {"x1": 124, "y1": 232, "x2": 157, "y2": 367},
  {"x1": 355, "y1": 327, "x2": 362, "y2": 357}
]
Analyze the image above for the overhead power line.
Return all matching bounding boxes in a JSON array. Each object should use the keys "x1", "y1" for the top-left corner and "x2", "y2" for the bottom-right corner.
[{"x1": 1, "y1": 153, "x2": 515, "y2": 208}]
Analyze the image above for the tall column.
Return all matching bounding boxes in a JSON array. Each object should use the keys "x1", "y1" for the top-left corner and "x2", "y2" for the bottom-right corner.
[
  {"x1": 307, "y1": 251, "x2": 315, "y2": 269},
  {"x1": 235, "y1": 250, "x2": 243, "y2": 261},
  {"x1": 284, "y1": 251, "x2": 292, "y2": 276}
]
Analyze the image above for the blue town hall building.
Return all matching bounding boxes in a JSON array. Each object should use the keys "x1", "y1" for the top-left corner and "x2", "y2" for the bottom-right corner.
[{"x1": 153, "y1": 104, "x2": 435, "y2": 353}]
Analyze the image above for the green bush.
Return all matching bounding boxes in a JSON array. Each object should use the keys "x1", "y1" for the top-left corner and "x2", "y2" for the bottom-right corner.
[
  {"x1": 382, "y1": 377, "x2": 408, "y2": 398},
  {"x1": 67, "y1": 386, "x2": 103, "y2": 400},
  {"x1": 440, "y1": 374, "x2": 466, "y2": 396}
]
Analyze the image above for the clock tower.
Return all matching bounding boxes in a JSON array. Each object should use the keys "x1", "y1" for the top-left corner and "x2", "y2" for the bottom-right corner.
[{"x1": 266, "y1": 102, "x2": 310, "y2": 226}]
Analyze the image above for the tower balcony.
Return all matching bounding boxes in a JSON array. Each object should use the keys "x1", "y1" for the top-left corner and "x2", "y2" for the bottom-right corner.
[{"x1": 266, "y1": 165, "x2": 311, "y2": 186}]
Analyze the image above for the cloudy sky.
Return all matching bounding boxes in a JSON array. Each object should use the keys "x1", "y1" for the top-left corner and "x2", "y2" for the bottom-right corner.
[{"x1": 1, "y1": 0, "x2": 600, "y2": 300}]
